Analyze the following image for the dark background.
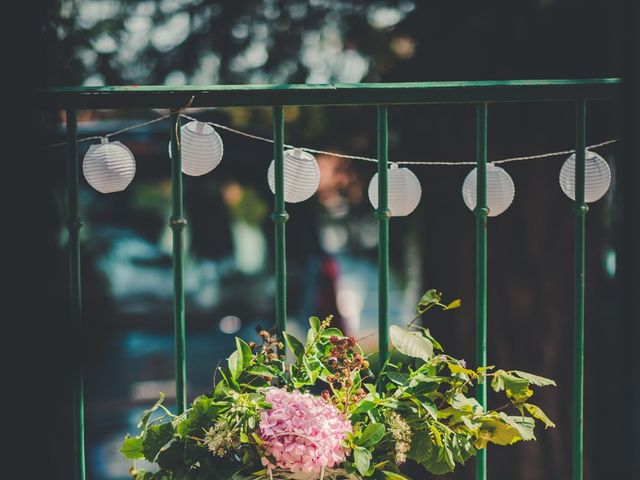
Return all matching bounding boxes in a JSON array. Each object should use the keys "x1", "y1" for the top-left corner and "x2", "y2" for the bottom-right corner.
[{"x1": 7, "y1": 1, "x2": 640, "y2": 479}]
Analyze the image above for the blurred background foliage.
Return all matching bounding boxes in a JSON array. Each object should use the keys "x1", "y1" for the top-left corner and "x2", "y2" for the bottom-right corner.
[{"x1": 40, "y1": 1, "x2": 628, "y2": 480}]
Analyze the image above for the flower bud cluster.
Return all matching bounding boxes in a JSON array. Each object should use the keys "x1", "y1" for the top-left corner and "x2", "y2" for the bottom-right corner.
[
  {"x1": 323, "y1": 335, "x2": 369, "y2": 406},
  {"x1": 250, "y1": 325, "x2": 284, "y2": 363}
]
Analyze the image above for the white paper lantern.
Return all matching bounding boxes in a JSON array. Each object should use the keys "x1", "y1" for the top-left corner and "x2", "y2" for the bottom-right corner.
[
  {"x1": 267, "y1": 148, "x2": 320, "y2": 203},
  {"x1": 83, "y1": 138, "x2": 136, "y2": 193},
  {"x1": 368, "y1": 163, "x2": 422, "y2": 217},
  {"x1": 168, "y1": 121, "x2": 224, "y2": 176},
  {"x1": 559, "y1": 150, "x2": 611, "y2": 203},
  {"x1": 462, "y1": 163, "x2": 515, "y2": 217}
]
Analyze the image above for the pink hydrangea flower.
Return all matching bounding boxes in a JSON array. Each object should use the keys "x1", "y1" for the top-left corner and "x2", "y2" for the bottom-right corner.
[{"x1": 259, "y1": 388, "x2": 351, "y2": 475}]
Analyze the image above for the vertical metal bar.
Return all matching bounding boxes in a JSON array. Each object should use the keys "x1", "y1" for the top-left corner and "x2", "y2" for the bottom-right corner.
[
  {"x1": 170, "y1": 112, "x2": 187, "y2": 414},
  {"x1": 376, "y1": 106, "x2": 390, "y2": 372},
  {"x1": 66, "y1": 110, "x2": 85, "y2": 480},
  {"x1": 475, "y1": 103, "x2": 489, "y2": 480},
  {"x1": 272, "y1": 106, "x2": 288, "y2": 338},
  {"x1": 572, "y1": 101, "x2": 587, "y2": 480}
]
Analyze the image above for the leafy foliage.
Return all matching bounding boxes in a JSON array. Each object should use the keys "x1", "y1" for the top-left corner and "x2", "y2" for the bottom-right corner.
[{"x1": 122, "y1": 290, "x2": 555, "y2": 479}]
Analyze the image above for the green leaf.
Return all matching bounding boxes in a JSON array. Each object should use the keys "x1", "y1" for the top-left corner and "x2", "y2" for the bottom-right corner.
[
  {"x1": 309, "y1": 316, "x2": 321, "y2": 332},
  {"x1": 448, "y1": 362, "x2": 477, "y2": 378},
  {"x1": 228, "y1": 350, "x2": 241, "y2": 380},
  {"x1": 523, "y1": 403, "x2": 556, "y2": 428},
  {"x1": 386, "y1": 371, "x2": 409, "y2": 385},
  {"x1": 353, "y1": 446, "x2": 372, "y2": 476},
  {"x1": 491, "y1": 370, "x2": 530, "y2": 397},
  {"x1": 120, "y1": 436, "x2": 144, "y2": 460},
  {"x1": 246, "y1": 365, "x2": 275, "y2": 378},
  {"x1": 449, "y1": 393, "x2": 483, "y2": 413},
  {"x1": 501, "y1": 413, "x2": 536, "y2": 441},
  {"x1": 418, "y1": 289, "x2": 442, "y2": 309},
  {"x1": 381, "y1": 471, "x2": 412, "y2": 480},
  {"x1": 389, "y1": 325, "x2": 434, "y2": 361},
  {"x1": 320, "y1": 327, "x2": 343, "y2": 338},
  {"x1": 350, "y1": 400, "x2": 377, "y2": 415},
  {"x1": 513, "y1": 370, "x2": 557, "y2": 387},
  {"x1": 358, "y1": 423, "x2": 385, "y2": 448},
  {"x1": 236, "y1": 337, "x2": 253, "y2": 371},
  {"x1": 134, "y1": 472, "x2": 154, "y2": 480},
  {"x1": 283, "y1": 332, "x2": 305, "y2": 361},
  {"x1": 156, "y1": 440, "x2": 183, "y2": 470},
  {"x1": 478, "y1": 416, "x2": 521, "y2": 446},
  {"x1": 138, "y1": 392, "x2": 166, "y2": 430},
  {"x1": 142, "y1": 423, "x2": 175, "y2": 461},
  {"x1": 303, "y1": 356, "x2": 321, "y2": 383}
]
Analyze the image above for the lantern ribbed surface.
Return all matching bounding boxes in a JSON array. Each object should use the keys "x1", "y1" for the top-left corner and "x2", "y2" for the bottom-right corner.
[
  {"x1": 267, "y1": 148, "x2": 320, "y2": 203},
  {"x1": 168, "y1": 121, "x2": 224, "y2": 176},
  {"x1": 82, "y1": 139, "x2": 136, "y2": 193},
  {"x1": 462, "y1": 163, "x2": 515, "y2": 217},
  {"x1": 559, "y1": 150, "x2": 611, "y2": 203},
  {"x1": 368, "y1": 164, "x2": 422, "y2": 216}
]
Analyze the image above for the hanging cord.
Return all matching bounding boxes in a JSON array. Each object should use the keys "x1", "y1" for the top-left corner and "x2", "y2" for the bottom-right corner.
[
  {"x1": 44, "y1": 111, "x2": 620, "y2": 165},
  {"x1": 44, "y1": 115, "x2": 172, "y2": 148},
  {"x1": 181, "y1": 114, "x2": 619, "y2": 166},
  {"x1": 170, "y1": 96, "x2": 195, "y2": 149}
]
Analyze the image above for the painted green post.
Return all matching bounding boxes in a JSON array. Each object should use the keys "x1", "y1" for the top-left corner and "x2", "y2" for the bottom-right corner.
[
  {"x1": 376, "y1": 106, "x2": 390, "y2": 372},
  {"x1": 170, "y1": 112, "x2": 187, "y2": 414},
  {"x1": 572, "y1": 101, "x2": 587, "y2": 480},
  {"x1": 475, "y1": 103, "x2": 489, "y2": 480},
  {"x1": 66, "y1": 110, "x2": 85, "y2": 480},
  {"x1": 272, "y1": 106, "x2": 288, "y2": 338}
]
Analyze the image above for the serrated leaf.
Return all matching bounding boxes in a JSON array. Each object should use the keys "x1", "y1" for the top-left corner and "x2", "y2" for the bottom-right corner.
[
  {"x1": 389, "y1": 325, "x2": 433, "y2": 361},
  {"x1": 449, "y1": 393, "x2": 483, "y2": 413},
  {"x1": 353, "y1": 446, "x2": 372, "y2": 476},
  {"x1": 358, "y1": 423, "x2": 385, "y2": 448},
  {"x1": 513, "y1": 370, "x2": 557, "y2": 387},
  {"x1": 478, "y1": 416, "x2": 522, "y2": 446},
  {"x1": 120, "y1": 436, "x2": 144, "y2": 459},
  {"x1": 501, "y1": 413, "x2": 536, "y2": 441},
  {"x1": 491, "y1": 370, "x2": 530, "y2": 397},
  {"x1": 524, "y1": 403, "x2": 556, "y2": 428},
  {"x1": 283, "y1": 332, "x2": 305, "y2": 361},
  {"x1": 418, "y1": 289, "x2": 442, "y2": 309},
  {"x1": 141, "y1": 422, "x2": 174, "y2": 461},
  {"x1": 138, "y1": 392, "x2": 166, "y2": 430},
  {"x1": 448, "y1": 362, "x2": 477, "y2": 378}
]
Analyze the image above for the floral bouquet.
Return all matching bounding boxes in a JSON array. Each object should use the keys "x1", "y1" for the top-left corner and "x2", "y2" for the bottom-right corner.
[{"x1": 121, "y1": 290, "x2": 556, "y2": 479}]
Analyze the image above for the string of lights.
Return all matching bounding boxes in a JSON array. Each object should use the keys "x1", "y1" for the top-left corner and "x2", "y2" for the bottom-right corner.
[{"x1": 46, "y1": 113, "x2": 617, "y2": 215}]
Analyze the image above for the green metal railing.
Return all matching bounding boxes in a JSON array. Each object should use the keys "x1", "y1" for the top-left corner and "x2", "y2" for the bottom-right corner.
[{"x1": 47, "y1": 78, "x2": 620, "y2": 480}]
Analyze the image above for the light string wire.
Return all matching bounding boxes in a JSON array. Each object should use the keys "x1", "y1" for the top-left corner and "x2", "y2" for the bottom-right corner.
[{"x1": 45, "y1": 112, "x2": 620, "y2": 165}]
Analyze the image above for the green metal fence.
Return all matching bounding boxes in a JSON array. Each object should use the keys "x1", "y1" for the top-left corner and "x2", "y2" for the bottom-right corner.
[{"x1": 45, "y1": 78, "x2": 621, "y2": 480}]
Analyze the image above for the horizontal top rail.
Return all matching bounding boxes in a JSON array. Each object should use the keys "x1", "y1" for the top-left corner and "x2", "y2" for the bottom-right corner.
[{"x1": 40, "y1": 78, "x2": 621, "y2": 110}]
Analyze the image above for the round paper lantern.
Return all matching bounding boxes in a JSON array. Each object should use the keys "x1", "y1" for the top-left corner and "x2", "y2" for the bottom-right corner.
[
  {"x1": 168, "y1": 121, "x2": 224, "y2": 176},
  {"x1": 559, "y1": 150, "x2": 611, "y2": 203},
  {"x1": 83, "y1": 138, "x2": 136, "y2": 193},
  {"x1": 462, "y1": 163, "x2": 515, "y2": 217},
  {"x1": 267, "y1": 148, "x2": 320, "y2": 203},
  {"x1": 368, "y1": 163, "x2": 422, "y2": 217}
]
